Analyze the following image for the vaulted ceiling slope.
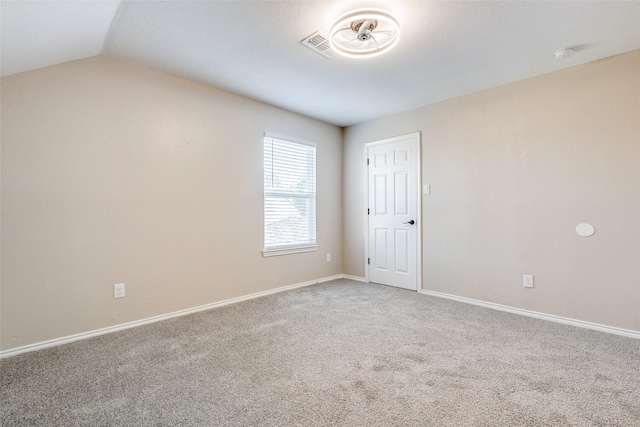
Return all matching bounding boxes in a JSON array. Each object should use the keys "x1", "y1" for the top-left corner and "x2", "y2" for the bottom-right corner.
[{"x1": 2, "y1": 1, "x2": 640, "y2": 126}]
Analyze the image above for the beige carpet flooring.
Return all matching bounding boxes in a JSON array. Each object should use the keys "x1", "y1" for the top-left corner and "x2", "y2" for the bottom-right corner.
[{"x1": 2, "y1": 279, "x2": 639, "y2": 426}]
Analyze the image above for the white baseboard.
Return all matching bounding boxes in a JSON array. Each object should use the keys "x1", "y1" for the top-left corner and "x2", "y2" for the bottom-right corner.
[
  {"x1": 12, "y1": 276, "x2": 631, "y2": 359},
  {"x1": 318, "y1": 274, "x2": 344, "y2": 283},
  {"x1": 419, "y1": 289, "x2": 640, "y2": 340},
  {"x1": 0, "y1": 275, "x2": 344, "y2": 359},
  {"x1": 341, "y1": 274, "x2": 368, "y2": 283}
]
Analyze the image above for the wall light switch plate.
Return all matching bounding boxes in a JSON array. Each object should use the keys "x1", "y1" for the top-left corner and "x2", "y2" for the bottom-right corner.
[
  {"x1": 423, "y1": 184, "x2": 431, "y2": 195},
  {"x1": 523, "y1": 275, "x2": 534, "y2": 288}
]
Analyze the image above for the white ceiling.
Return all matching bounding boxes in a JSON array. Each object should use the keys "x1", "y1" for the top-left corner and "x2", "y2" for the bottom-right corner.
[{"x1": 2, "y1": 1, "x2": 640, "y2": 127}]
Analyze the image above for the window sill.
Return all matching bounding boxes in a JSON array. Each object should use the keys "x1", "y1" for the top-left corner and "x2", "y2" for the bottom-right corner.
[{"x1": 263, "y1": 245, "x2": 319, "y2": 257}]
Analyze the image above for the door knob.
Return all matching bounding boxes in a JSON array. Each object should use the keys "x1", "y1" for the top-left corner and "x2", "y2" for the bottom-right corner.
[{"x1": 403, "y1": 220, "x2": 415, "y2": 225}]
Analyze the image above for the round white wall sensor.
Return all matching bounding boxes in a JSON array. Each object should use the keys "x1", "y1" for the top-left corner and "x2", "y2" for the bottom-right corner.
[
  {"x1": 554, "y1": 48, "x2": 575, "y2": 59},
  {"x1": 576, "y1": 223, "x2": 595, "y2": 237}
]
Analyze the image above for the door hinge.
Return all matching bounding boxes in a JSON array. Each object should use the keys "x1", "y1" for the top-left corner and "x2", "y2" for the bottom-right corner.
[
  {"x1": 367, "y1": 258, "x2": 370, "y2": 265},
  {"x1": 367, "y1": 208, "x2": 370, "y2": 215},
  {"x1": 367, "y1": 158, "x2": 369, "y2": 165}
]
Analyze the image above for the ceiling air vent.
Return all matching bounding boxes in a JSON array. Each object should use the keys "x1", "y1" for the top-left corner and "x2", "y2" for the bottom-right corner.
[{"x1": 300, "y1": 31, "x2": 335, "y2": 59}]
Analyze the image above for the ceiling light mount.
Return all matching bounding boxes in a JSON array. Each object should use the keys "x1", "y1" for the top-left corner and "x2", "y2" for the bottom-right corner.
[
  {"x1": 352, "y1": 19, "x2": 378, "y2": 41},
  {"x1": 330, "y1": 9, "x2": 400, "y2": 59}
]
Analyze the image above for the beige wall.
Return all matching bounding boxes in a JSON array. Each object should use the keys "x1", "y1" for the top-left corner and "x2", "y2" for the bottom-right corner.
[
  {"x1": 1, "y1": 56, "x2": 343, "y2": 351},
  {"x1": 2, "y1": 50, "x2": 638, "y2": 352},
  {"x1": 343, "y1": 50, "x2": 640, "y2": 332}
]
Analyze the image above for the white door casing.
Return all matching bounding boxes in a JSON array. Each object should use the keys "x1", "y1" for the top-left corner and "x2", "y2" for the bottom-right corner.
[{"x1": 366, "y1": 132, "x2": 420, "y2": 291}]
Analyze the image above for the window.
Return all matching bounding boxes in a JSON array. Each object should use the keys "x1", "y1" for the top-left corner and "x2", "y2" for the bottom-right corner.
[{"x1": 263, "y1": 136, "x2": 317, "y2": 256}]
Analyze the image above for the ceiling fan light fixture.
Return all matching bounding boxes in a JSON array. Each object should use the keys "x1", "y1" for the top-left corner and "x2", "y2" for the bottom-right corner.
[{"x1": 329, "y1": 9, "x2": 400, "y2": 59}]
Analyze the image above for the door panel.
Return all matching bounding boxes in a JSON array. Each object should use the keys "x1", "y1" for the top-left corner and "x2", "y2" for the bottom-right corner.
[
  {"x1": 374, "y1": 228, "x2": 388, "y2": 270},
  {"x1": 395, "y1": 229, "x2": 409, "y2": 273},
  {"x1": 367, "y1": 133, "x2": 419, "y2": 291},
  {"x1": 374, "y1": 174, "x2": 387, "y2": 214},
  {"x1": 394, "y1": 171, "x2": 408, "y2": 215}
]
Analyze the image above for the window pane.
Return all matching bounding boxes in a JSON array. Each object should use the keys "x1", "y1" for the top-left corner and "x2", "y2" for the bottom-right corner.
[{"x1": 264, "y1": 137, "x2": 316, "y2": 250}]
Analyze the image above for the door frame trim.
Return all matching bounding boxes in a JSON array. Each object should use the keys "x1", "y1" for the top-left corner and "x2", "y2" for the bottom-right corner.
[{"x1": 364, "y1": 132, "x2": 422, "y2": 291}]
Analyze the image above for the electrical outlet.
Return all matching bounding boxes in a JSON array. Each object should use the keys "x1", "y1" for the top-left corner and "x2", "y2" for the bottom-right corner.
[
  {"x1": 523, "y1": 275, "x2": 534, "y2": 288},
  {"x1": 114, "y1": 283, "x2": 125, "y2": 299},
  {"x1": 326, "y1": 253, "x2": 331, "y2": 262}
]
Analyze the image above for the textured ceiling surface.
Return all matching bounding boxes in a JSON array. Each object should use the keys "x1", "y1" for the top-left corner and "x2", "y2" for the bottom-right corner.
[
  {"x1": 2, "y1": 1, "x2": 640, "y2": 126},
  {"x1": 1, "y1": 1, "x2": 121, "y2": 77}
]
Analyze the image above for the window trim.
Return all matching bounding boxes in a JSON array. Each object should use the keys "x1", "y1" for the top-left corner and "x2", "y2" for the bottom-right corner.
[{"x1": 262, "y1": 244, "x2": 319, "y2": 258}]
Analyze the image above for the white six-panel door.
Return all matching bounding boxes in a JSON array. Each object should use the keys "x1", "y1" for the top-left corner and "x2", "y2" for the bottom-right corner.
[{"x1": 367, "y1": 133, "x2": 420, "y2": 291}]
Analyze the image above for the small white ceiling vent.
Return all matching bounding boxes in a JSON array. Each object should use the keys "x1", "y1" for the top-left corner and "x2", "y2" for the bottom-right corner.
[{"x1": 300, "y1": 31, "x2": 335, "y2": 59}]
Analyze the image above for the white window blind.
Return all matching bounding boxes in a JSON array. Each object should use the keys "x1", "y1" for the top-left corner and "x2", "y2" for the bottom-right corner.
[{"x1": 264, "y1": 137, "x2": 317, "y2": 256}]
